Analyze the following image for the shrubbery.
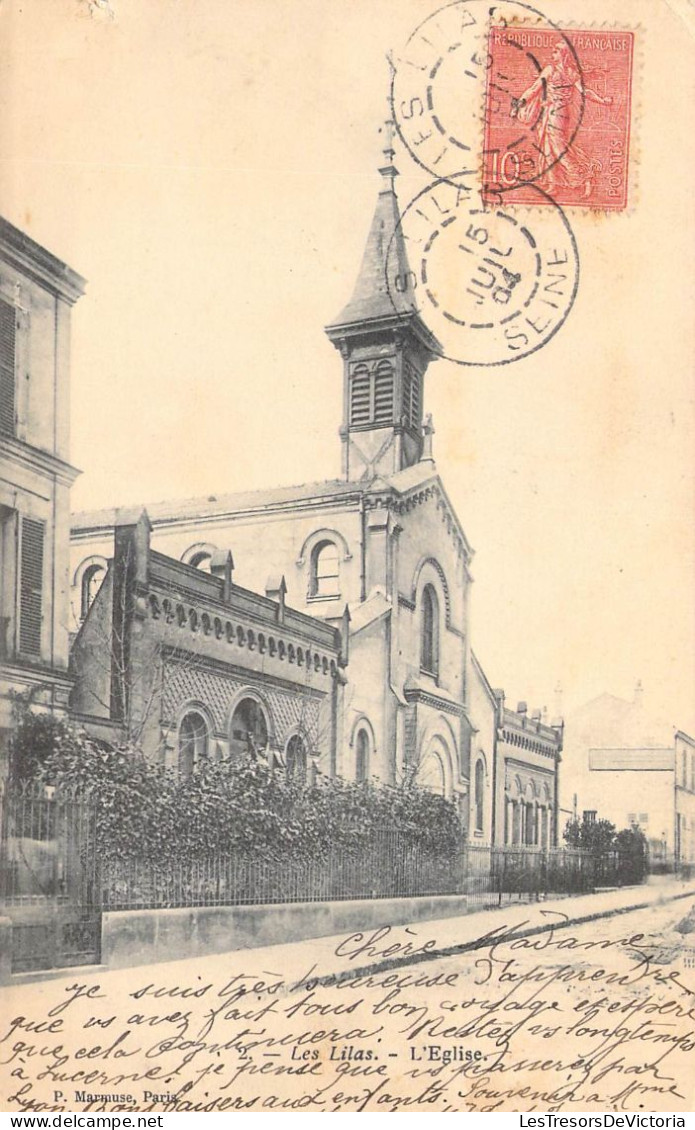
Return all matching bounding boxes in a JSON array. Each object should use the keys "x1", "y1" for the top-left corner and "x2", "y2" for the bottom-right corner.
[
  {"x1": 9, "y1": 711, "x2": 463, "y2": 863},
  {"x1": 563, "y1": 816, "x2": 649, "y2": 883}
]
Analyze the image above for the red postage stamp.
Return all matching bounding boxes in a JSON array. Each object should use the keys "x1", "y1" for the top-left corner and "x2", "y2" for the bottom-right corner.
[{"x1": 482, "y1": 26, "x2": 634, "y2": 210}]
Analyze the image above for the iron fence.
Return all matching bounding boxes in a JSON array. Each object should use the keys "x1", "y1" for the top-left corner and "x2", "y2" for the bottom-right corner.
[
  {"x1": 463, "y1": 843, "x2": 647, "y2": 908},
  {"x1": 100, "y1": 838, "x2": 648, "y2": 912},
  {"x1": 0, "y1": 782, "x2": 101, "y2": 971},
  {"x1": 101, "y1": 832, "x2": 465, "y2": 909}
]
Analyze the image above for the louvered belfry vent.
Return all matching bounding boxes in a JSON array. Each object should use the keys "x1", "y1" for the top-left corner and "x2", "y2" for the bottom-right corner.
[
  {"x1": 20, "y1": 518, "x2": 44, "y2": 655},
  {"x1": 0, "y1": 298, "x2": 16, "y2": 438},
  {"x1": 350, "y1": 364, "x2": 371, "y2": 425},
  {"x1": 349, "y1": 359, "x2": 394, "y2": 428}
]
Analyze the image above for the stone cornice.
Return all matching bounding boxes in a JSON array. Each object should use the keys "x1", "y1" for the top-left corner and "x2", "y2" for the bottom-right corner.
[
  {"x1": 403, "y1": 684, "x2": 466, "y2": 717},
  {"x1": 1, "y1": 436, "x2": 81, "y2": 487},
  {"x1": 0, "y1": 218, "x2": 86, "y2": 305}
]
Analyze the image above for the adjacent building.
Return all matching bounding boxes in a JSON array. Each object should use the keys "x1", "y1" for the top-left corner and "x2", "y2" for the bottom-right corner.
[
  {"x1": 562, "y1": 685, "x2": 695, "y2": 865},
  {"x1": 0, "y1": 219, "x2": 85, "y2": 763}
]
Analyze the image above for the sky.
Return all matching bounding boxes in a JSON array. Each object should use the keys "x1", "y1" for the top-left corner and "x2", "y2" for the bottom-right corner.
[{"x1": 1, "y1": 0, "x2": 693, "y2": 732}]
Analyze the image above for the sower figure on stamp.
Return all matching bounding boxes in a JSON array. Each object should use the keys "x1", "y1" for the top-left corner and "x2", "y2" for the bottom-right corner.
[{"x1": 511, "y1": 41, "x2": 612, "y2": 198}]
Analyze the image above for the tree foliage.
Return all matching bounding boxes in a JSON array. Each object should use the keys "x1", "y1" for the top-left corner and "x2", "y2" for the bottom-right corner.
[
  {"x1": 563, "y1": 816, "x2": 649, "y2": 882},
  {"x1": 563, "y1": 817, "x2": 617, "y2": 853},
  {"x1": 8, "y1": 710, "x2": 463, "y2": 863}
]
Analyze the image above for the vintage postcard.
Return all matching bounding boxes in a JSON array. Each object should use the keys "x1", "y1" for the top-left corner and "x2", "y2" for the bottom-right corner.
[{"x1": 1, "y1": 0, "x2": 694, "y2": 1116}]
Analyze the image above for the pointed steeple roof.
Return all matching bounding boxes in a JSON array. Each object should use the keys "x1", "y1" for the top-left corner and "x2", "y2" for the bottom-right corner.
[{"x1": 326, "y1": 123, "x2": 439, "y2": 352}]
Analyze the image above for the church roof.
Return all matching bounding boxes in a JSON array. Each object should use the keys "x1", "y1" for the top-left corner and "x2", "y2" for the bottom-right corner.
[
  {"x1": 327, "y1": 171, "x2": 416, "y2": 327},
  {"x1": 324, "y1": 135, "x2": 441, "y2": 356},
  {"x1": 71, "y1": 460, "x2": 472, "y2": 560},
  {"x1": 72, "y1": 478, "x2": 360, "y2": 532}
]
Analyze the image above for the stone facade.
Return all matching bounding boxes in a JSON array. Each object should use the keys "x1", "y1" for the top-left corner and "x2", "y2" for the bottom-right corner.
[
  {"x1": 0, "y1": 218, "x2": 85, "y2": 763},
  {"x1": 70, "y1": 513, "x2": 343, "y2": 776},
  {"x1": 494, "y1": 693, "x2": 563, "y2": 848}
]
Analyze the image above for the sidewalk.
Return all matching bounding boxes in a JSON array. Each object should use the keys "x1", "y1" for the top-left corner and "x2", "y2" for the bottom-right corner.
[
  {"x1": 248, "y1": 873, "x2": 695, "y2": 984},
  {"x1": 7, "y1": 874, "x2": 695, "y2": 989}
]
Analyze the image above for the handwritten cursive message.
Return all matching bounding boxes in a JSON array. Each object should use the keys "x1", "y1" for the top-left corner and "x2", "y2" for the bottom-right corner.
[{"x1": 1, "y1": 905, "x2": 694, "y2": 1113}]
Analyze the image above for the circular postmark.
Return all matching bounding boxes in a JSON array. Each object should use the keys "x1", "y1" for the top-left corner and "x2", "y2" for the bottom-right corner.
[
  {"x1": 390, "y1": 0, "x2": 586, "y2": 194},
  {"x1": 385, "y1": 178, "x2": 579, "y2": 367}
]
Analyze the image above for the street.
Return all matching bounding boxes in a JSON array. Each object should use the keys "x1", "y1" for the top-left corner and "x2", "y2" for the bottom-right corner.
[{"x1": 1, "y1": 885, "x2": 695, "y2": 1113}]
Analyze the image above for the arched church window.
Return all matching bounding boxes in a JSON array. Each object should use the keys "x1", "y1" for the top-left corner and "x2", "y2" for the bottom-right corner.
[
  {"x1": 189, "y1": 551, "x2": 212, "y2": 573},
  {"x1": 421, "y1": 584, "x2": 439, "y2": 677},
  {"x1": 286, "y1": 734, "x2": 307, "y2": 783},
  {"x1": 310, "y1": 540, "x2": 340, "y2": 598},
  {"x1": 81, "y1": 563, "x2": 106, "y2": 619},
  {"x1": 355, "y1": 728, "x2": 370, "y2": 782},
  {"x1": 230, "y1": 697, "x2": 269, "y2": 762},
  {"x1": 474, "y1": 758, "x2": 485, "y2": 833},
  {"x1": 179, "y1": 711, "x2": 208, "y2": 776}
]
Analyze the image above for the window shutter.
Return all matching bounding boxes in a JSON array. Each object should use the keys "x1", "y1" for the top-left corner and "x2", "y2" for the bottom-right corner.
[
  {"x1": 0, "y1": 299, "x2": 16, "y2": 438},
  {"x1": 373, "y1": 361, "x2": 394, "y2": 425},
  {"x1": 350, "y1": 365, "x2": 371, "y2": 425},
  {"x1": 20, "y1": 518, "x2": 44, "y2": 655},
  {"x1": 403, "y1": 362, "x2": 420, "y2": 429}
]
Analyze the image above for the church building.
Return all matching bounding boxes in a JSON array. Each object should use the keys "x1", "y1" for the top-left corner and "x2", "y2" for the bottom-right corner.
[{"x1": 69, "y1": 140, "x2": 563, "y2": 842}]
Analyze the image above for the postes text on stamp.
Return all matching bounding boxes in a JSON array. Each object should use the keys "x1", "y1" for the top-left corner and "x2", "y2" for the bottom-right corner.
[{"x1": 483, "y1": 27, "x2": 634, "y2": 210}]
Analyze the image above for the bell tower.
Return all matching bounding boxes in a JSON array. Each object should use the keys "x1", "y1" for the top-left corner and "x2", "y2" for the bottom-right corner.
[{"x1": 325, "y1": 123, "x2": 441, "y2": 482}]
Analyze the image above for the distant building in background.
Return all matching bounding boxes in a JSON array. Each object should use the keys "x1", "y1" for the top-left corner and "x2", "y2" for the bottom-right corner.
[
  {"x1": 562, "y1": 683, "x2": 695, "y2": 866},
  {"x1": 0, "y1": 219, "x2": 85, "y2": 764}
]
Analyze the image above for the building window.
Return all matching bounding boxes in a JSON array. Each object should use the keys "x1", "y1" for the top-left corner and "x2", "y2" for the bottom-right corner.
[
  {"x1": 474, "y1": 759, "x2": 485, "y2": 833},
  {"x1": 286, "y1": 734, "x2": 307, "y2": 783},
  {"x1": 19, "y1": 517, "x2": 44, "y2": 656},
  {"x1": 81, "y1": 563, "x2": 106, "y2": 619},
  {"x1": 178, "y1": 711, "x2": 209, "y2": 776},
  {"x1": 349, "y1": 360, "x2": 394, "y2": 428},
  {"x1": 583, "y1": 810, "x2": 597, "y2": 824},
  {"x1": 420, "y1": 584, "x2": 439, "y2": 677},
  {"x1": 355, "y1": 728, "x2": 370, "y2": 782},
  {"x1": 0, "y1": 506, "x2": 16, "y2": 658},
  {"x1": 0, "y1": 298, "x2": 16, "y2": 438},
  {"x1": 181, "y1": 544, "x2": 218, "y2": 571},
  {"x1": 230, "y1": 696, "x2": 269, "y2": 761},
  {"x1": 310, "y1": 540, "x2": 340, "y2": 598},
  {"x1": 189, "y1": 551, "x2": 212, "y2": 572}
]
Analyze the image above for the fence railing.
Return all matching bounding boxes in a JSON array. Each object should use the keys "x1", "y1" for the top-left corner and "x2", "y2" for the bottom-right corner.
[
  {"x1": 99, "y1": 838, "x2": 648, "y2": 912},
  {"x1": 101, "y1": 831, "x2": 464, "y2": 909},
  {"x1": 0, "y1": 782, "x2": 99, "y2": 907},
  {"x1": 462, "y1": 843, "x2": 646, "y2": 908}
]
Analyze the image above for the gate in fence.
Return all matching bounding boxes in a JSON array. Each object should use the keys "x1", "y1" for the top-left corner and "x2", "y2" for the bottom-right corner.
[{"x1": 0, "y1": 783, "x2": 101, "y2": 973}]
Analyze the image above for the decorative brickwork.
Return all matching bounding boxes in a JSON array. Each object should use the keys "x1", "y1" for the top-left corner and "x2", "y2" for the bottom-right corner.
[{"x1": 162, "y1": 659, "x2": 320, "y2": 749}]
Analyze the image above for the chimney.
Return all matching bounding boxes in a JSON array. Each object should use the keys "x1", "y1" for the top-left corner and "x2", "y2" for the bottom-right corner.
[
  {"x1": 210, "y1": 550, "x2": 234, "y2": 602},
  {"x1": 265, "y1": 575, "x2": 287, "y2": 623}
]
